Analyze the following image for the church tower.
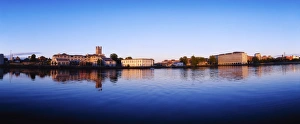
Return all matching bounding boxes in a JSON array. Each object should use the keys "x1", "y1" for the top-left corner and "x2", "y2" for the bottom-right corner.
[{"x1": 96, "y1": 46, "x2": 102, "y2": 55}]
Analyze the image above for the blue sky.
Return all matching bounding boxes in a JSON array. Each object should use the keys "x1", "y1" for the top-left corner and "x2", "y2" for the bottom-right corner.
[{"x1": 1, "y1": 0, "x2": 299, "y2": 61}]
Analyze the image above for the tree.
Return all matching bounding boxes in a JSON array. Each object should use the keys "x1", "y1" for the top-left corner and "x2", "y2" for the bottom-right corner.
[
  {"x1": 47, "y1": 58, "x2": 52, "y2": 65},
  {"x1": 190, "y1": 55, "x2": 198, "y2": 67},
  {"x1": 110, "y1": 53, "x2": 118, "y2": 61},
  {"x1": 179, "y1": 56, "x2": 188, "y2": 65},
  {"x1": 23, "y1": 58, "x2": 30, "y2": 62},
  {"x1": 125, "y1": 56, "x2": 132, "y2": 60},
  {"x1": 97, "y1": 59, "x2": 104, "y2": 66},
  {"x1": 15, "y1": 56, "x2": 21, "y2": 61},
  {"x1": 252, "y1": 57, "x2": 260, "y2": 64},
  {"x1": 110, "y1": 53, "x2": 122, "y2": 66},
  {"x1": 30, "y1": 54, "x2": 36, "y2": 62},
  {"x1": 39, "y1": 56, "x2": 47, "y2": 62},
  {"x1": 208, "y1": 56, "x2": 217, "y2": 65},
  {"x1": 197, "y1": 57, "x2": 206, "y2": 62}
]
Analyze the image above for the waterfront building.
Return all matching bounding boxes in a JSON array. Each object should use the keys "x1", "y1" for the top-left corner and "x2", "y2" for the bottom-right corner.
[
  {"x1": 121, "y1": 58, "x2": 154, "y2": 67},
  {"x1": 0, "y1": 54, "x2": 4, "y2": 65},
  {"x1": 172, "y1": 62, "x2": 184, "y2": 67},
  {"x1": 161, "y1": 59, "x2": 181, "y2": 67},
  {"x1": 292, "y1": 55, "x2": 299, "y2": 59},
  {"x1": 285, "y1": 56, "x2": 293, "y2": 61},
  {"x1": 102, "y1": 58, "x2": 116, "y2": 67},
  {"x1": 261, "y1": 55, "x2": 273, "y2": 60},
  {"x1": 218, "y1": 52, "x2": 248, "y2": 65},
  {"x1": 51, "y1": 46, "x2": 114, "y2": 66},
  {"x1": 51, "y1": 58, "x2": 70, "y2": 65},
  {"x1": 247, "y1": 56, "x2": 253, "y2": 62},
  {"x1": 254, "y1": 53, "x2": 262, "y2": 60}
]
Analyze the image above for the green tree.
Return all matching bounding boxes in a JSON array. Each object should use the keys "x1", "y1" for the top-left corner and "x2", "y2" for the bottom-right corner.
[
  {"x1": 252, "y1": 57, "x2": 260, "y2": 64},
  {"x1": 208, "y1": 55, "x2": 217, "y2": 65},
  {"x1": 110, "y1": 53, "x2": 123, "y2": 66},
  {"x1": 110, "y1": 53, "x2": 118, "y2": 61},
  {"x1": 15, "y1": 56, "x2": 21, "y2": 61},
  {"x1": 190, "y1": 55, "x2": 199, "y2": 67},
  {"x1": 179, "y1": 56, "x2": 188, "y2": 65},
  {"x1": 197, "y1": 57, "x2": 206, "y2": 62},
  {"x1": 47, "y1": 58, "x2": 52, "y2": 65},
  {"x1": 97, "y1": 59, "x2": 103, "y2": 66},
  {"x1": 39, "y1": 56, "x2": 47, "y2": 62},
  {"x1": 125, "y1": 56, "x2": 132, "y2": 60},
  {"x1": 30, "y1": 54, "x2": 36, "y2": 62}
]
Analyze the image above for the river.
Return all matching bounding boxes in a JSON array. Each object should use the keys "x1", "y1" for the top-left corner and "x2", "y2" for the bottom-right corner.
[{"x1": 0, "y1": 65, "x2": 300, "y2": 124}]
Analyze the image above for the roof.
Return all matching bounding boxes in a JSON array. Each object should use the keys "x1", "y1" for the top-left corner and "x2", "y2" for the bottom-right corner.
[
  {"x1": 219, "y1": 51, "x2": 246, "y2": 56},
  {"x1": 122, "y1": 58, "x2": 154, "y2": 61}
]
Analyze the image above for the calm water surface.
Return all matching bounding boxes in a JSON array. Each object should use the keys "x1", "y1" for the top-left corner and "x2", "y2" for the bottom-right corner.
[{"x1": 0, "y1": 65, "x2": 300, "y2": 124}]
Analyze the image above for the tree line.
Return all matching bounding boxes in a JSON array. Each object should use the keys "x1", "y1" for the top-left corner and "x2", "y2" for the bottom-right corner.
[{"x1": 179, "y1": 55, "x2": 217, "y2": 67}]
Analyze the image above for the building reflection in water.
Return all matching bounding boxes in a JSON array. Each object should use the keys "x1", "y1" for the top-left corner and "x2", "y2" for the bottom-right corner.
[
  {"x1": 218, "y1": 66, "x2": 249, "y2": 81},
  {"x1": 180, "y1": 69, "x2": 189, "y2": 80},
  {"x1": 1, "y1": 65, "x2": 300, "y2": 87},
  {"x1": 121, "y1": 69, "x2": 154, "y2": 80},
  {"x1": 0, "y1": 68, "x2": 3, "y2": 80},
  {"x1": 51, "y1": 70, "x2": 120, "y2": 91}
]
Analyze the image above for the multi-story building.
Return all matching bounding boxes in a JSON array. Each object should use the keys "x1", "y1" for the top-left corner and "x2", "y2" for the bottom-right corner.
[
  {"x1": 0, "y1": 54, "x2": 4, "y2": 65},
  {"x1": 218, "y1": 52, "x2": 248, "y2": 65},
  {"x1": 292, "y1": 55, "x2": 299, "y2": 59},
  {"x1": 121, "y1": 58, "x2": 154, "y2": 67},
  {"x1": 247, "y1": 55, "x2": 253, "y2": 62},
  {"x1": 254, "y1": 53, "x2": 262, "y2": 60},
  {"x1": 51, "y1": 46, "x2": 114, "y2": 66}
]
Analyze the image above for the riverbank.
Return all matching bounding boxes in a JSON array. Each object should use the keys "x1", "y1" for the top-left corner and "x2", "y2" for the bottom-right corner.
[{"x1": 1, "y1": 61, "x2": 300, "y2": 69}]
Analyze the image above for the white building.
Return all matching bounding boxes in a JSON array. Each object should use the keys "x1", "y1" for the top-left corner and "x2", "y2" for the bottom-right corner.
[
  {"x1": 0, "y1": 54, "x2": 4, "y2": 65},
  {"x1": 292, "y1": 55, "x2": 299, "y2": 59},
  {"x1": 172, "y1": 62, "x2": 184, "y2": 67},
  {"x1": 52, "y1": 58, "x2": 70, "y2": 65},
  {"x1": 121, "y1": 59, "x2": 154, "y2": 67}
]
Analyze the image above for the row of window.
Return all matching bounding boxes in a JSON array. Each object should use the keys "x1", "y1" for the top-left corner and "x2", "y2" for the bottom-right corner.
[
  {"x1": 122, "y1": 60, "x2": 153, "y2": 63},
  {"x1": 55, "y1": 56, "x2": 100, "y2": 59}
]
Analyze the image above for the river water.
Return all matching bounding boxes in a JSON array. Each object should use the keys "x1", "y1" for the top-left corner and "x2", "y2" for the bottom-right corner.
[{"x1": 0, "y1": 65, "x2": 300, "y2": 124}]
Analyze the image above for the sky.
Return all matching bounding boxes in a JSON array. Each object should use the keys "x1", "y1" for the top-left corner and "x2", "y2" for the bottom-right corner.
[{"x1": 0, "y1": 0, "x2": 299, "y2": 62}]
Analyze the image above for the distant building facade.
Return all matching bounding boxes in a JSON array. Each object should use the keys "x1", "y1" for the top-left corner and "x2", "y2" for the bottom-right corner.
[
  {"x1": 102, "y1": 58, "x2": 116, "y2": 67},
  {"x1": 292, "y1": 55, "x2": 299, "y2": 60},
  {"x1": 51, "y1": 46, "x2": 114, "y2": 66},
  {"x1": 160, "y1": 59, "x2": 181, "y2": 67},
  {"x1": 218, "y1": 52, "x2": 248, "y2": 65},
  {"x1": 247, "y1": 56, "x2": 253, "y2": 62},
  {"x1": 0, "y1": 54, "x2": 4, "y2": 65},
  {"x1": 172, "y1": 62, "x2": 184, "y2": 66},
  {"x1": 254, "y1": 53, "x2": 262, "y2": 60},
  {"x1": 121, "y1": 59, "x2": 154, "y2": 67}
]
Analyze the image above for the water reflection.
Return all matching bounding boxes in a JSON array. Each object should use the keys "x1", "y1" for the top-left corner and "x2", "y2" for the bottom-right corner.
[
  {"x1": 51, "y1": 70, "x2": 120, "y2": 90},
  {"x1": 218, "y1": 66, "x2": 249, "y2": 81},
  {"x1": 1, "y1": 65, "x2": 300, "y2": 87},
  {"x1": 0, "y1": 68, "x2": 3, "y2": 80},
  {"x1": 122, "y1": 69, "x2": 154, "y2": 80}
]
